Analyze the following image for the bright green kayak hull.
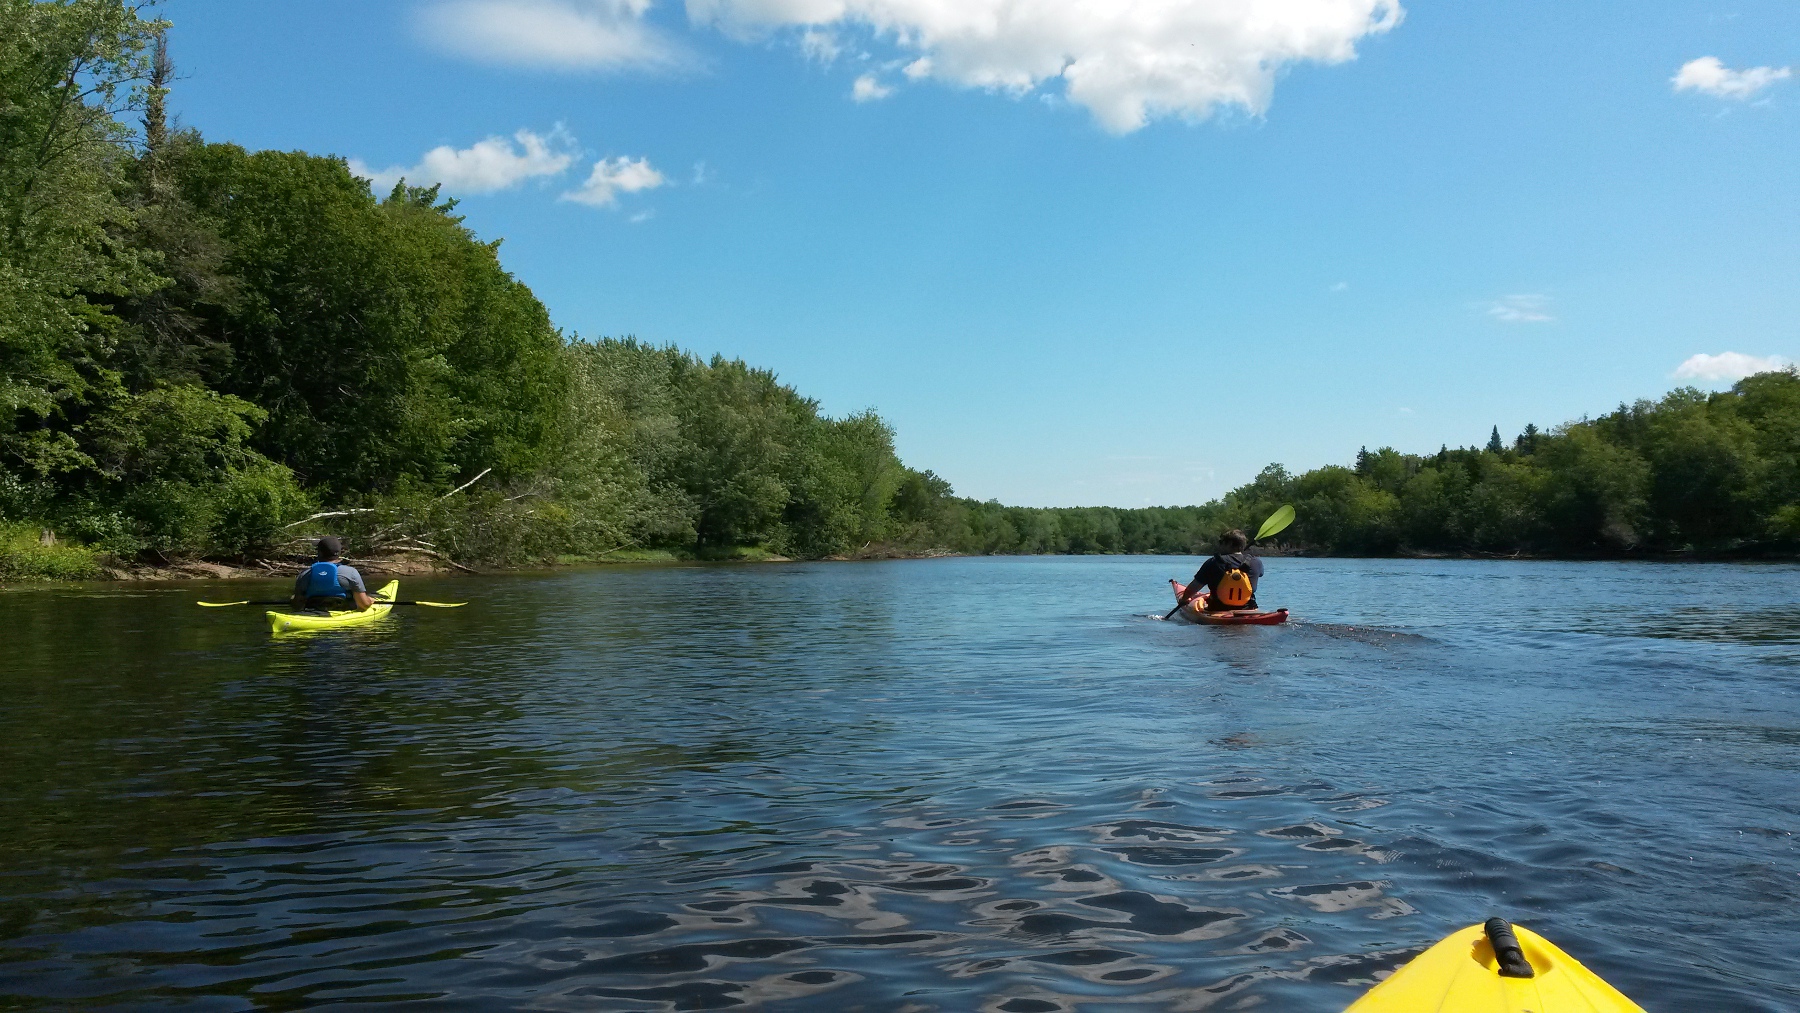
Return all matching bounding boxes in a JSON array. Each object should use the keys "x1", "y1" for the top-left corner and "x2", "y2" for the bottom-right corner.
[{"x1": 266, "y1": 579, "x2": 398, "y2": 634}]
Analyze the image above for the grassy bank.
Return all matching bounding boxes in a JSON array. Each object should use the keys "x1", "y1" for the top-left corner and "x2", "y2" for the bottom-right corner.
[{"x1": 0, "y1": 523, "x2": 99, "y2": 580}]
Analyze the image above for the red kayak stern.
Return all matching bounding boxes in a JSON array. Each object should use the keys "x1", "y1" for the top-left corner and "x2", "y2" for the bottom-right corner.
[{"x1": 1169, "y1": 580, "x2": 1289, "y2": 625}]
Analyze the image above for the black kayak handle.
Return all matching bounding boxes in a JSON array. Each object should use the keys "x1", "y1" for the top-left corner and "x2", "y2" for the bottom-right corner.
[{"x1": 1485, "y1": 917, "x2": 1535, "y2": 978}]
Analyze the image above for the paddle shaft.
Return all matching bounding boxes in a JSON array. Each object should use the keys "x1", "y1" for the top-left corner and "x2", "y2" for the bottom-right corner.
[{"x1": 197, "y1": 599, "x2": 464, "y2": 607}]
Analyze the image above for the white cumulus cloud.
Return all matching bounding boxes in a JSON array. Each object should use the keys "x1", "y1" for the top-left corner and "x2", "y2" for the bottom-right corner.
[
  {"x1": 563, "y1": 156, "x2": 667, "y2": 206},
  {"x1": 685, "y1": 0, "x2": 1404, "y2": 132},
  {"x1": 350, "y1": 127, "x2": 576, "y2": 194},
  {"x1": 851, "y1": 73, "x2": 892, "y2": 101},
  {"x1": 1486, "y1": 294, "x2": 1554, "y2": 324},
  {"x1": 1673, "y1": 351, "x2": 1790, "y2": 382},
  {"x1": 1672, "y1": 56, "x2": 1791, "y2": 100},
  {"x1": 417, "y1": 0, "x2": 693, "y2": 71}
]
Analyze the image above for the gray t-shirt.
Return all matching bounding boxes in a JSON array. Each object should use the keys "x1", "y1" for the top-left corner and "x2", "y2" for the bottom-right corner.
[{"x1": 294, "y1": 562, "x2": 369, "y2": 599}]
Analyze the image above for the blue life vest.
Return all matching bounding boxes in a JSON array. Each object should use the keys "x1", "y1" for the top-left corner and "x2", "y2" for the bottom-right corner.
[{"x1": 303, "y1": 561, "x2": 346, "y2": 599}]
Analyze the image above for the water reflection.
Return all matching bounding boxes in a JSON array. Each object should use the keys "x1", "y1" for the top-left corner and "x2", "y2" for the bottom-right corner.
[{"x1": 2, "y1": 557, "x2": 1798, "y2": 1010}]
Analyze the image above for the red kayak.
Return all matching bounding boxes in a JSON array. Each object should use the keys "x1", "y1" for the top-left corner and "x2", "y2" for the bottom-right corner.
[{"x1": 1169, "y1": 580, "x2": 1289, "y2": 625}]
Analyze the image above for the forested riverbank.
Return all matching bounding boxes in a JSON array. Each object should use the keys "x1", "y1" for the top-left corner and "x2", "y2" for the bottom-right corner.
[
  {"x1": 942, "y1": 366, "x2": 1800, "y2": 560},
  {"x1": 4, "y1": 1, "x2": 1798, "y2": 581}
]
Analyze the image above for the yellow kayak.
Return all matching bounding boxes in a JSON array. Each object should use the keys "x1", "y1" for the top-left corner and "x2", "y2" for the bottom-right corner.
[
  {"x1": 266, "y1": 580, "x2": 398, "y2": 634},
  {"x1": 1346, "y1": 919, "x2": 1644, "y2": 1012}
]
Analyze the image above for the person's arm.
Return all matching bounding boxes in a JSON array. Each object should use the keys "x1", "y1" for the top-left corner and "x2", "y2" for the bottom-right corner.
[
  {"x1": 341, "y1": 570, "x2": 374, "y2": 611},
  {"x1": 292, "y1": 572, "x2": 307, "y2": 609},
  {"x1": 1179, "y1": 559, "x2": 1216, "y2": 604}
]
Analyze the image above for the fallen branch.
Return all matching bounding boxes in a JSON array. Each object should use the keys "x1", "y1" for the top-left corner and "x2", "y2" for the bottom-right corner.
[
  {"x1": 283, "y1": 508, "x2": 376, "y2": 529},
  {"x1": 367, "y1": 517, "x2": 428, "y2": 540},
  {"x1": 595, "y1": 532, "x2": 643, "y2": 557},
  {"x1": 372, "y1": 537, "x2": 440, "y2": 552},
  {"x1": 376, "y1": 544, "x2": 478, "y2": 573},
  {"x1": 437, "y1": 467, "x2": 492, "y2": 502}
]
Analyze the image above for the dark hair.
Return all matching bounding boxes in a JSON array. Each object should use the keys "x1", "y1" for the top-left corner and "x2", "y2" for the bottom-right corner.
[
  {"x1": 316, "y1": 536, "x2": 343, "y2": 561},
  {"x1": 1217, "y1": 529, "x2": 1248, "y2": 552}
]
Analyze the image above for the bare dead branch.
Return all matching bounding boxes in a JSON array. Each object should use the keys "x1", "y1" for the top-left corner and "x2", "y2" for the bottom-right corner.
[
  {"x1": 437, "y1": 467, "x2": 493, "y2": 501},
  {"x1": 378, "y1": 544, "x2": 477, "y2": 572},
  {"x1": 282, "y1": 508, "x2": 378, "y2": 529}
]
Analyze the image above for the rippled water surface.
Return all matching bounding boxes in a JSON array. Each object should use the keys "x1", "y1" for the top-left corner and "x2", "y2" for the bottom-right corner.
[{"x1": 3, "y1": 557, "x2": 1798, "y2": 1011}]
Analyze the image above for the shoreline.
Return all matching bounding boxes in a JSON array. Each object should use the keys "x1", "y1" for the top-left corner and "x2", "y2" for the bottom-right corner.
[
  {"x1": 7, "y1": 544, "x2": 969, "y2": 585},
  {"x1": 7, "y1": 543, "x2": 1798, "y2": 587}
]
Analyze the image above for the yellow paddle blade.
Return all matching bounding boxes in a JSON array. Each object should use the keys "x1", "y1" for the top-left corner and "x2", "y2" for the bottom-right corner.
[
  {"x1": 1255, "y1": 504, "x2": 1296, "y2": 541},
  {"x1": 413, "y1": 600, "x2": 468, "y2": 608},
  {"x1": 197, "y1": 600, "x2": 251, "y2": 607}
]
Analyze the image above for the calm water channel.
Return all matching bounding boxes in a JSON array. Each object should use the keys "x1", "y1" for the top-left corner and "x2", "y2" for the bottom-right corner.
[{"x1": 2, "y1": 557, "x2": 1798, "y2": 1011}]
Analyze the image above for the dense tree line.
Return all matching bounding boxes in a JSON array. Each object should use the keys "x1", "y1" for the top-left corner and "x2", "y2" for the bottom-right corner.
[
  {"x1": 3, "y1": 2, "x2": 1796, "y2": 578},
  {"x1": 923, "y1": 371, "x2": 1800, "y2": 558}
]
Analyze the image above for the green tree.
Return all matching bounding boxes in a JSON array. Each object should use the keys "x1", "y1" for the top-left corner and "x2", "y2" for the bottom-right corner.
[
  {"x1": 0, "y1": 0, "x2": 163, "y2": 477},
  {"x1": 1533, "y1": 424, "x2": 1649, "y2": 550},
  {"x1": 168, "y1": 146, "x2": 569, "y2": 496},
  {"x1": 1632, "y1": 390, "x2": 1761, "y2": 548}
]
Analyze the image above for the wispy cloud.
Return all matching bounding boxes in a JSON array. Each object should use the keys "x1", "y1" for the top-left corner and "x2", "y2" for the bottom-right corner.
[
  {"x1": 416, "y1": 0, "x2": 694, "y2": 72},
  {"x1": 1329, "y1": 281, "x2": 1349, "y2": 293},
  {"x1": 799, "y1": 28, "x2": 841, "y2": 63},
  {"x1": 1486, "y1": 294, "x2": 1554, "y2": 324},
  {"x1": 563, "y1": 156, "x2": 666, "y2": 206},
  {"x1": 349, "y1": 127, "x2": 575, "y2": 194},
  {"x1": 1673, "y1": 351, "x2": 1789, "y2": 382},
  {"x1": 1672, "y1": 56, "x2": 1791, "y2": 100},
  {"x1": 851, "y1": 73, "x2": 893, "y2": 102}
]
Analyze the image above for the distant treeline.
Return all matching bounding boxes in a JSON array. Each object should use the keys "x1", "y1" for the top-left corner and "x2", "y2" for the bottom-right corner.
[
  {"x1": 929, "y1": 370, "x2": 1800, "y2": 557},
  {"x1": 3, "y1": 2, "x2": 1796, "y2": 579}
]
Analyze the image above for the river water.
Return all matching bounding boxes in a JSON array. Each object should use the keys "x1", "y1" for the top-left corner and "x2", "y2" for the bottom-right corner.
[{"x1": 1, "y1": 557, "x2": 1796, "y2": 1011}]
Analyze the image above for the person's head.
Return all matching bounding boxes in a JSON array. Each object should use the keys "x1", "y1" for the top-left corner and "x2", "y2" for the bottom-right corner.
[
  {"x1": 316, "y1": 536, "x2": 343, "y2": 561},
  {"x1": 1217, "y1": 529, "x2": 1248, "y2": 553}
]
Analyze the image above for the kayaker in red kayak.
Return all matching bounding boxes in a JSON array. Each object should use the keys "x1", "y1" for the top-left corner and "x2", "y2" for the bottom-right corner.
[
  {"x1": 1176, "y1": 529, "x2": 1263, "y2": 613},
  {"x1": 290, "y1": 537, "x2": 375, "y2": 612}
]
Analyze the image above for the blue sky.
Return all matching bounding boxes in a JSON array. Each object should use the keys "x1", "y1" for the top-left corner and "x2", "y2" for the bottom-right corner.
[{"x1": 162, "y1": 0, "x2": 1798, "y2": 507}]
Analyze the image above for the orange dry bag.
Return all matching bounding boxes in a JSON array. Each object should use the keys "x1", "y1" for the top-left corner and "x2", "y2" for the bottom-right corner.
[{"x1": 1215, "y1": 567, "x2": 1254, "y2": 608}]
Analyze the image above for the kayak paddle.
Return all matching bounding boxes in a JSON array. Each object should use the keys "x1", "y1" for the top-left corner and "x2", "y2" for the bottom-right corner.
[
  {"x1": 1162, "y1": 504, "x2": 1296, "y2": 620},
  {"x1": 1254, "y1": 503, "x2": 1296, "y2": 542},
  {"x1": 197, "y1": 598, "x2": 467, "y2": 608}
]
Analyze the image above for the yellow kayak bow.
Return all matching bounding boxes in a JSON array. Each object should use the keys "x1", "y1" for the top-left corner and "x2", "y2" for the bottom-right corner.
[{"x1": 1346, "y1": 918, "x2": 1644, "y2": 1013}]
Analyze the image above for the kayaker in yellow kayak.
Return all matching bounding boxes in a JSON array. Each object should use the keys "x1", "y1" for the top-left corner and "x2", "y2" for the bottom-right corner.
[
  {"x1": 291, "y1": 537, "x2": 375, "y2": 612},
  {"x1": 1177, "y1": 529, "x2": 1263, "y2": 613}
]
